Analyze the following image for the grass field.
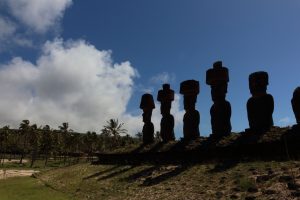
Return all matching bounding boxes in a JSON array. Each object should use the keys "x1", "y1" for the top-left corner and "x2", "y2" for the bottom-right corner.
[
  {"x1": 0, "y1": 157, "x2": 83, "y2": 200},
  {"x1": 1, "y1": 160, "x2": 300, "y2": 199},
  {"x1": 0, "y1": 177, "x2": 71, "y2": 200},
  {"x1": 33, "y1": 160, "x2": 300, "y2": 200},
  {"x1": 2, "y1": 153, "x2": 300, "y2": 199}
]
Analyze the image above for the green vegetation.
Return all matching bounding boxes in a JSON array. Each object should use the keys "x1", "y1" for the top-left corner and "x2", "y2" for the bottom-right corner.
[
  {"x1": 1, "y1": 121, "x2": 299, "y2": 200},
  {"x1": 32, "y1": 160, "x2": 300, "y2": 200},
  {"x1": 0, "y1": 177, "x2": 70, "y2": 200},
  {"x1": 1, "y1": 157, "x2": 300, "y2": 199},
  {"x1": 0, "y1": 119, "x2": 141, "y2": 168},
  {"x1": 237, "y1": 177, "x2": 256, "y2": 191},
  {"x1": 1, "y1": 157, "x2": 84, "y2": 170}
]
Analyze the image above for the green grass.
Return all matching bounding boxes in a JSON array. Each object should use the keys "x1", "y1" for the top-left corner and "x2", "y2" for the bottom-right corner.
[
  {"x1": 237, "y1": 177, "x2": 256, "y2": 191},
  {"x1": 35, "y1": 160, "x2": 300, "y2": 200},
  {"x1": 0, "y1": 177, "x2": 71, "y2": 200},
  {"x1": 2, "y1": 159, "x2": 300, "y2": 199},
  {"x1": 1, "y1": 157, "x2": 87, "y2": 171}
]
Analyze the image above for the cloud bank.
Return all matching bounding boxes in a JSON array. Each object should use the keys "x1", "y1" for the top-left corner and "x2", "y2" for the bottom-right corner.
[
  {"x1": 4, "y1": 0, "x2": 72, "y2": 33},
  {"x1": 0, "y1": 39, "x2": 136, "y2": 132},
  {"x1": 150, "y1": 72, "x2": 176, "y2": 85},
  {"x1": 0, "y1": 38, "x2": 184, "y2": 135},
  {"x1": 0, "y1": 17, "x2": 16, "y2": 39},
  {"x1": 278, "y1": 116, "x2": 293, "y2": 127},
  {"x1": 0, "y1": 0, "x2": 73, "y2": 50},
  {"x1": 0, "y1": 0, "x2": 185, "y2": 136}
]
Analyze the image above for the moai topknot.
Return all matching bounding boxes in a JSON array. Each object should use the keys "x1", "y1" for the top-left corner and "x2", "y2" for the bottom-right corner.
[
  {"x1": 206, "y1": 61, "x2": 232, "y2": 138},
  {"x1": 180, "y1": 80, "x2": 200, "y2": 140},
  {"x1": 140, "y1": 93, "x2": 155, "y2": 144},
  {"x1": 247, "y1": 71, "x2": 274, "y2": 133},
  {"x1": 292, "y1": 87, "x2": 300, "y2": 127},
  {"x1": 157, "y1": 84, "x2": 175, "y2": 142}
]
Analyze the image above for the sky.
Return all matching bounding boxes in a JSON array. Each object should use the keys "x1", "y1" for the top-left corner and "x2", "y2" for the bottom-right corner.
[{"x1": 0, "y1": 0, "x2": 299, "y2": 137}]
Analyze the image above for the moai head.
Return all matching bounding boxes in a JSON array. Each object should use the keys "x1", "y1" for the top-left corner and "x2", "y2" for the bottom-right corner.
[
  {"x1": 206, "y1": 61, "x2": 229, "y2": 102},
  {"x1": 140, "y1": 93, "x2": 155, "y2": 123},
  {"x1": 292, "y1": 87, "x2": 300, "y2": 124},
  {"x1": 206, "y1": 61, "x2": 229, "y2": 85},
  {"x1": 157, "y1": 84, "x2": 174, "y2": 116},
  {"x1": 249, "y1": 71, "x2": 269, "y2": 97},
  {"x1": 293, "y1": 87, "x2": 300, "y2": 101},
  {"x1": 180, "y1": 80, "x2": 199, "y2": 111},
  {"x1": 292, "y1": 87, "x2": 300, "y2": 102}
]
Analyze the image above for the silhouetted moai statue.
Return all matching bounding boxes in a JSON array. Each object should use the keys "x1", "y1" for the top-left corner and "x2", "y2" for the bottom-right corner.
[
  {"x1": 247, "y1": 71, "x2": 274, "y2": 133},
  {"x1": 292, "y1": 87, "x2": 300, "y2": 127},
  {"x1": 157, "y1": 84, "x2": 175, "y2": 142},
  {"x1": 206, "y1": 61, "x2": 232, "y2": 138},
  {"x1": 180, "y1": 80, "x2": 200, "y2": 140},
  {"x1": 140, "y1": 94, "x2": 155, "y2": 144}
]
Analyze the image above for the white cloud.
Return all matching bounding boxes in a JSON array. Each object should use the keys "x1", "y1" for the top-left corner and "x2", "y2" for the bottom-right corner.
[
  {"x1": 0, "y1": 39, "x2": 137, "y2": 132},
  {"x1": 0, "y1": 0, "x2": 72, "y2": 51},
  {"x1": 0, "y1": 38, "x2": 185, "y2": 136},
  {"x1": 12, "y1": 37, "x2": 33, "y2": 48},
  {"x1": 278, "y1": 117, "x2": 292, "y2": 126},
  {"x1": 150, "y1": 72, "x2": 176, "y2": 85},
  {"x1": 5, "y1": 0, "x2": 72, "y2": 33},
  {"x1": 0, "y1": 17, "x2": 16, "y2": 39},
  {"x1": 0, "y1": 16, "x2": 34, "y2": 50}
]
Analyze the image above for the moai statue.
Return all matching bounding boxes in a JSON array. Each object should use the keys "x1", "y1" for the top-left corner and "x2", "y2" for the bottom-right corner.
[
  {"x1": 292, "y1": 87, "x2": 300, "y2": 127},
  {"x1": 247, "y1": 71, "x2": 274, "y2": 133},
  {"x1": 206, "y1": 61, "x2": 232, "y2": 138},
  {"x1": 157, "y1": 84, "x2": 175, "y2": 142},
  {"x1": 180, "y1": 80, "x2": 200, "y2": 140},
  {"x1": 140, "y1": 94, "x2": 155, "y2": 144}
]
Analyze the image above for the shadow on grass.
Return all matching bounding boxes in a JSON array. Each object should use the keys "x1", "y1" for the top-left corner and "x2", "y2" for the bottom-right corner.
[
  {"x1": 123, "y1": 164, "x2": 190, "y2": 187},
  {"x1": 208, "y1": 160, "x2": 239, "y2": 173},
  {"x1": 83, "y1": 165, "x2": 122, "y2": 180},
  {"x1": 123, "y1": 166, "x2": 158, "y2": 183},
  {"x1": 141, "y1": 164, "x2": 189, "y2": 186},
  {"x1": 97, "y1": 166, "x2": 136, "y2": 181}
]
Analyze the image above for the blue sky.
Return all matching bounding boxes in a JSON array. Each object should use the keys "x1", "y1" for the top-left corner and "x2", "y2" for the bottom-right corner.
[{"x1": 0, "y1": 0, "x2": 299, "y2": 137}]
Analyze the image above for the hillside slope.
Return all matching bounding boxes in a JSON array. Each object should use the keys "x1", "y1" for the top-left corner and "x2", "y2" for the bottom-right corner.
[{"x1": 36, "y1": 160, "x2": 300, "y2": 200}]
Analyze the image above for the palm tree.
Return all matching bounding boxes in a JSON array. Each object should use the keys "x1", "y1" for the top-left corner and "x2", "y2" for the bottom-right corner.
[
  {"x1": 84, "y1": 131, "x2": 98, "y2": 161},
  {"x1": 0, "y1": 126, "x2": 10, "y2": 165},
  {"x1": 40, "y1": 125, "x2": 53, "y2": 167},
  {"x1": 103, "y1": 119, "x2": 127, "y2": 148},
  {"x1": 59, "y1": 122, "x2": 73, "y2": 165},
  {"x1": 19, "y1": 120, "x2": 31, "y2": 164},
  {"x1": 28, "y1": 124, "x2": 39, "y2": 167},
  {"x1": 103, "y1": 119, "x2": 127, "y2": 137}
]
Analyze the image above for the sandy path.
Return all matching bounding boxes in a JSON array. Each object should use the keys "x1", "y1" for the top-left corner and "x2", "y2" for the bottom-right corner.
[
  {"x1": 1, "y1": 159, "x2": 28, "y2": 164},
  {"x1": 0, "y1": 169, "x2": 39, "y2": 180}
]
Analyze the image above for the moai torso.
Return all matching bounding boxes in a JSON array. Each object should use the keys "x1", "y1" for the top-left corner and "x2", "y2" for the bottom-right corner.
[
  {"x1": 292, "y1": 87, "x2": 300, "y2": 125},
  {"x1": 247, "y1": 71, "x2": 274, "y2": 133},
  {"x1": 210, "y1": 100, "x2": 232, "y2": 136},
  {"x1": 160, "y1": 114, "x2": 175, "y2": 141},
  {"x1": 140, "y1": 94, "x2": 155, "y2": 144},
  {"x1": 180, "y1": 80, "x2": 200, "y2": 140},
  {"x1": 206, "y1": 61, "x2": 232, "y2": 138},
  {"x1": 157, "y1": 84, "x2": 175, "y2": 142},
  {"x1": 142, "y1": 118, "x2": 154, "y2": 144}
]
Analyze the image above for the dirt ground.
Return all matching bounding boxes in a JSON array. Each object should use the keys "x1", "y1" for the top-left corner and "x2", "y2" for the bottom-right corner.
[
  {"x1": 0, "y1": 159, "x2": 39, "y2": 179},
  {"x1": 1, "y1": 159, "x2": 28, "y2": 164},
  {"x1": 0, "y1": 169, "x2": 39, "y2": 180}
]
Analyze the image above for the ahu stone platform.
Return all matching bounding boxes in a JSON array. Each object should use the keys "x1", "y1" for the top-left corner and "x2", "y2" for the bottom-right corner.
[{"x1": 94, "y1": 126, "x2": 300, "y2": 165}]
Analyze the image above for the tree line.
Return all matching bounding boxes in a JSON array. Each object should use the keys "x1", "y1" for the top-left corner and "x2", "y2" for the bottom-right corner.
[{"x1": 0, "y1": 119, "x2": 141, "y2": 167}]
